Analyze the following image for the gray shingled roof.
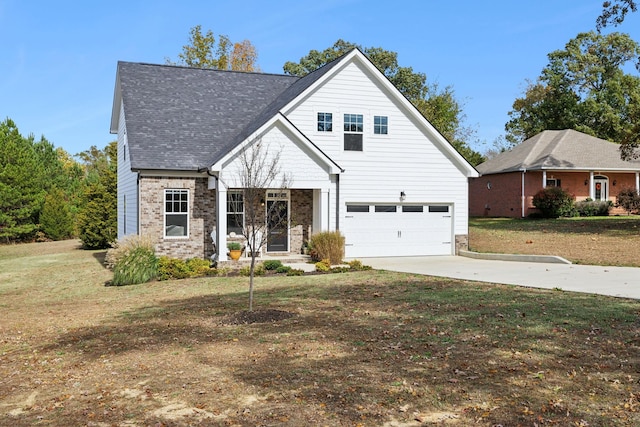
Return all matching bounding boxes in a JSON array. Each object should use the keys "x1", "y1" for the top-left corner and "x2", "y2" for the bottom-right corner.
[
  {"x1": 115, "y1": 56, "x2": 344, "y2": 171},
  {"x1": 477, "y1": 129, "x2": 640, "y2": 175}
]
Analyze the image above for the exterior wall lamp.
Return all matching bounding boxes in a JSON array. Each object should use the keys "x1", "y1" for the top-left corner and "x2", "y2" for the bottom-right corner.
[{"x1": 400, "y1": 191, "x2": 406, "y2": 201}]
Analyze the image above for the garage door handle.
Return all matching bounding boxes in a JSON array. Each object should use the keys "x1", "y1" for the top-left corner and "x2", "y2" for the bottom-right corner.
[
  {"x1": 398, "y1": 231, "x2": 401, "y2": 238},
  {"x1": 345, "y1": 215, "x2": 354, "y2": 218}
]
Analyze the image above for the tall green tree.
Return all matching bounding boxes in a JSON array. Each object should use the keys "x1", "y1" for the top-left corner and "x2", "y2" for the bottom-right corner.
[
  {"x1": 0, "y1": 119, "x2": 42, "y2": 241},
  {"x1": 506, "y1": 31, "x2": 640, "y2": 159},
  {"x1": 283, "y1": 40, "x2": 484, "y2": 165},
  {"x1": 77, "y1": 141, "x2": 117, "y2": 249},
  {"x1": 40, "y1": 188, "x2": 74, "y2": 240},
  {"x1": 167, "y1": 25, "x2": 259, "y2": 72}
]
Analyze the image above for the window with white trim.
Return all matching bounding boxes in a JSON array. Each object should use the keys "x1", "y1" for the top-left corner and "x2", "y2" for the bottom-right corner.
[
  {"x1": 374, "y1": 115, "x2": 388, "y2": 134},
  {"x1": 317, "y1": 112, "x2": 333, "y2": 132},
  {"x1": 344, "y1": 113, "x2": 363, "y2": 151},
  {"x1": 227, "y1": 191, "x2": 244, "y2": 235},
  {"x1": 165, "y1": 189, "x2": 188, "y2": 237}
]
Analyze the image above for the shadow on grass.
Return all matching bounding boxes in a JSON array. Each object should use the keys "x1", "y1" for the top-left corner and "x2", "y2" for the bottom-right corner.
[{"x1": 40, "y1": 272, "x2": 640, "y2": 425}]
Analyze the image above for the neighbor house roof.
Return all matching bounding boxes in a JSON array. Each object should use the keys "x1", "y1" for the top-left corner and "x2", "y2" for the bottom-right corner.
[
  {"x1": 477, "y1": 129, "x2": 640, "y2": 175},
  {"x1": 110, "y1": 57, "x2": 343, "y2": 171}
]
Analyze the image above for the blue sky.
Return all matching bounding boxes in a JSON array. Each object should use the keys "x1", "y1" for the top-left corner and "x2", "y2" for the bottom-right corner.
[{"x1": 2, "y1": 0, "x2": 639, "y2": 157}]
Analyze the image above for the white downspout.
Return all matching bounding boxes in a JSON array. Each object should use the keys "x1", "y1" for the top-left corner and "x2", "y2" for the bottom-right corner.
[{"x1": 521, "y1": 170, "x2": 526, "y2": 218}]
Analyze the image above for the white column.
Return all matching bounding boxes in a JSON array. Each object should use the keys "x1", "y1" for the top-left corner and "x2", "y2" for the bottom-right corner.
[
  {"x1": 636, "y1": 172, "x2": 639, "y2": 192},
  {"x1": 542, "y1": 170, "x2": 547, "y2": 188},
  {"x1": 589, "y1": 171, "x2": 595, "y2": 199},
  {"x1": 216, "y1": 185, "x2": 228, "y2": 262},
  {"x1": 313, "y1": 188, "x2": 330, "y2": 233}
]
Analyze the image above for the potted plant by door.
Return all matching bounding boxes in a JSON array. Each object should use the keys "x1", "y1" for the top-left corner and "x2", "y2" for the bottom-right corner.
[{"x1": 227, "y1": 242, "x2": 243, "y2": 261}]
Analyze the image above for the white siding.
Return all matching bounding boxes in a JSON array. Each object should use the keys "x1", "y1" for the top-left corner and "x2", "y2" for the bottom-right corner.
[
  {"x1": 117, "y1": 101, "x2": 139, "y2": 239},
  {"x1": 220, "y1": 122, "x2": 333, "y2": 190},
  {"x1": 285, "y1": 60, "x2": 470, "y2": 238}
]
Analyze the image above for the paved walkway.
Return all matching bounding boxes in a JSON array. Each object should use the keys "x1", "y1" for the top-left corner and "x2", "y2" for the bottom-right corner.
[{"x1": 363, "y1": 256, "x2": 640, "y2": 300}]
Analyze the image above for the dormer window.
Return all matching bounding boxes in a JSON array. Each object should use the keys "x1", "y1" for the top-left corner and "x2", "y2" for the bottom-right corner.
[{"x1": 344, "y1": 113, "x2": 363, "y2": 151}]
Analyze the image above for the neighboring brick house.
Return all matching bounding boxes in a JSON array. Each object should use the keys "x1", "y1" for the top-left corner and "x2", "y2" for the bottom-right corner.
[
  {"x1": 110, "y1": 49, "x2": 478, "y2": 261},
  {"x1": 469, "y1": 129, "x2": 640, "y2": 218}
]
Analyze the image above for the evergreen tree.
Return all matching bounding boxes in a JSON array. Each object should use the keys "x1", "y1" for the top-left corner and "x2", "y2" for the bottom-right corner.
[
  {"x1": 40, "y1": 188, "x2": 74, "y2": 240},
  {"x1": 0, "y1": 119, "x2": 43, "y2": 242},
  {"x1": 77, "y1": 142, "x2": 117, "y2": 249}
]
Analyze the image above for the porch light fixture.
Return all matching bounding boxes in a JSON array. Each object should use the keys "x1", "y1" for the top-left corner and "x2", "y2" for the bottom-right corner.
[
  {"x1": 584, "y1": 179, "x2": 589, "y2": 186},
  {"x1": 613, "y1": 180, "x2": 617, "y2": 186},
  {"x1": 260, "y1": 198, "x2": 265, "y2": 206},
  {"x1": 400, "y1": 191, "x2": 406, "y2": 201}
]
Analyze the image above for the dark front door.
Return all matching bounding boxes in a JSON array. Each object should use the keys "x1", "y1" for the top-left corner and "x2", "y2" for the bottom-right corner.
[{"x1": 266, "y1": 200, "x2": 288, "y2": 252}]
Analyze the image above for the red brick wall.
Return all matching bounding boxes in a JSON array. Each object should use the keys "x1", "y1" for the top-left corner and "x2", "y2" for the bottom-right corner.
[{"x1": 470, "y1": 171, "x2": 638, "y2": 217}]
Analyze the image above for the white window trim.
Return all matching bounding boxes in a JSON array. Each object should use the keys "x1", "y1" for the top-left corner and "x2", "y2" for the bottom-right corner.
[{"x1": 163, "y1": 189, "x2": 189, "y2": 239}]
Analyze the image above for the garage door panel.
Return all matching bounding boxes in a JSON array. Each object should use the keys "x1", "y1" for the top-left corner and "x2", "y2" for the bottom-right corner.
[{"x1": 344, "y1": 204, "x2": 453, "y2": 258}]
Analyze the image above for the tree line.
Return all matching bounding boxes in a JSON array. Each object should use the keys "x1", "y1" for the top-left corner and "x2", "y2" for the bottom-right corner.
[{"x1": 0, "y1": 118, "x2": 116, "y2": 247}]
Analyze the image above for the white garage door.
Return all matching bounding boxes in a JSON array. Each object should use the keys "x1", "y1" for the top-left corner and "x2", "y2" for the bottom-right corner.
[{"x1": 343, "y1": 204, "x2": 453, "y2": 258}]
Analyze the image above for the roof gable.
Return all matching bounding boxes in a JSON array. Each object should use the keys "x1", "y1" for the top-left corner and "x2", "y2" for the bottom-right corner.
[{"x1": 477, "y1": 130, "x2": 640, "y2": 174}]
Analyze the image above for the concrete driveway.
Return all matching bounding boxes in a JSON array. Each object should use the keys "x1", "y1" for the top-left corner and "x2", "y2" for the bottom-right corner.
[{"x1": 364, "y1": 256, "x2": 640, "y2": 300}]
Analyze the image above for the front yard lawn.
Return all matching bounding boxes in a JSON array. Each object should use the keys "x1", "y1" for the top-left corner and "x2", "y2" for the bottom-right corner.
[
  {"x1": 1, "y1": 240, "x2": 640, "y2": 426},
  {"x1": 470, "y1": 216, "x2": 640, "y2": 267}
]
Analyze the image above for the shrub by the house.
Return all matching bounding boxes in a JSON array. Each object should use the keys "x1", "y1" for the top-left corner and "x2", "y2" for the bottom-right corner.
[
  {"x1": 309, "y1": 231, "x2": 345, "y2": 264},
  {"x1": 112, "y1": 244, "x2": 158, "y2": 286},
  {"x1": 575, "y1": 199, "x2": 612, "y2": 217},
  {"x1": 616, "y1": 188, "x2": 640, "y2": 214},
  {"x1": 532, "y1": 187, "x2": 576, "y2": 218}
]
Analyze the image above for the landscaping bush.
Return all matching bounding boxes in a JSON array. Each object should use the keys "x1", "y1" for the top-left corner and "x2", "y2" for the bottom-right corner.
[
  {"x1": 575, "y1": 198, "x2": 612, "y2": 216},
  {"x1": 239, "y1": 263, "x2": 265, "y2": 277},
  {"x1": 275, "y1": 265, "x2": 291, "y2": 274},
  {"x1": 105, "y1": 235, "x2": 155, "y2": 270},
  {"x1": 348, "y1": 259, "x2": 372, "y2": 271},
  {"x1": 186, "y1": 258, "x2": 213, "y2": 276},
  {"x1": 112, "y1": 246, "x2": 158, "y2": 286},
  {"x1": 309, "y1": 231, "x2": 345, "y2": 264},
  {"x1": 617, "y1": 187, "x2": 640, "y2": 214},
  {"x1": 532, "y1": 187, "x2": 576, "y2": 218},
  {"x1": 263, "y1": 259, "x2": 284, "y2": 270},
  {"x1": 286, "y1": 268, "x2": 305, "y2": 276},
  {"x1": 156, "y1": 257, "x2": 213, "y2": 280},
  {"x1": 315, "y1": 259, "x2": 331, "y2": 272},
  {"x1": 157, "y1": 257, "x2": 191, "y2": 280}
]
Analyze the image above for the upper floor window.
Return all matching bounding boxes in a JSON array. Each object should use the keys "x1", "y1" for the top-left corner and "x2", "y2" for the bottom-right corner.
[
  {"x1": 374, "y1": 115, "x2": 388, "y2": 134},
  {"x1": 227, "y1": 191, "x2": 244, "y2": 235},
  {"x1": 317, "y1": 112, "x2": 333, "y2": 132},
  {"x1": 165, "y1": 189, "x2": 188, "y2": 237},
  {"x1": 344, "y1": 113, "x2": 363, "y2": 151}
]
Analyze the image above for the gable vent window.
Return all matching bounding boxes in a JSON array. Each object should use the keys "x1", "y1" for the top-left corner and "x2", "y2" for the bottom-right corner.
[
  {"x1": 374, "y1": 116, "x2": 388, "y2": 134},
  {"x1": 317, "y1": 112, "x2": 333, "y2": 132},
  {"x1": 344, "y1": 113, "x2": 363, "y2": 151}
]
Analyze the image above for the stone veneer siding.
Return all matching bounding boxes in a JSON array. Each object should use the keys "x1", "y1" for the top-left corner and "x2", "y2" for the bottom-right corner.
[
  {"x1": 139, "y1": 176, "x2": 216, "y2": 259},
  {"x1": 289, "y1": 189, "x2": 313, "y2": 255},
  {"x1": 455, "y1": 234, "x2": 469, "y2": 254}
]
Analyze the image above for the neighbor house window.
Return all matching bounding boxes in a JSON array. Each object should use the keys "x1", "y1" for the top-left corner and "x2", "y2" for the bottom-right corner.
[
  {"x1": 344, "y1": 113, "x2": 363, "y2": 151},
  {"x1": 165, "y1": 189, "x2": 188, "y2": 237},
  {"x1": 374, "y1": 116, "x2": 388, "y2": 134},
  {"x1": 317, "y1": 112, "x2": 333, "y2": 132},
  {"x1": 546, "y1": 179, "x2": 561, "y2": 187},
  {"x1": 227, "y1": 191, "x2": 244, "y2": 235}
]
